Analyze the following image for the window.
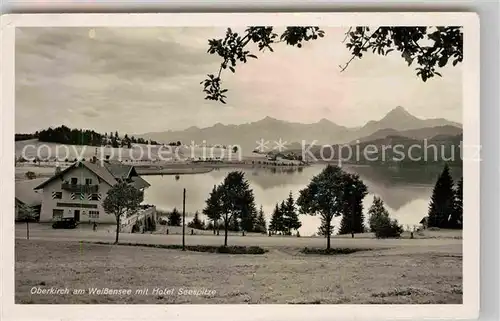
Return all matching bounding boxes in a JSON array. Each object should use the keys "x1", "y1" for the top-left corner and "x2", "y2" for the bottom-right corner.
[
  {"x1": 56, "y1": 202, "x2": 97, "y2": 209},
  {"x1": 51, "y1": 191, "x2": 62, "y2": 199},
  {"x1": 52, "y1": 209, "x2": 63, "y2": 219},
  {"x1": 85, "y1": 178, "x2": 93, "y2": 185},
  {"x1": 89, "y1": 211, "x2": 99, "y2": 218},
  {"x1": 70, "y1": 177, "x2": 78, "y2": 185},
  {"x1": 91, "y1": 193, "x2": 99, "y2": 201}
]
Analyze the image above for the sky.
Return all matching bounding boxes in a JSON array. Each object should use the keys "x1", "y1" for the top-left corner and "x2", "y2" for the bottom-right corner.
[{"x1": 15, "y1": 27, "x2": 462, "y2": 134}]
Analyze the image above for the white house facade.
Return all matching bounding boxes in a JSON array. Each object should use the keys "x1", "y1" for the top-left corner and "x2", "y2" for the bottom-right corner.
[{"x1": 34, "y1": 160, "x2": 152, "y2": 224}]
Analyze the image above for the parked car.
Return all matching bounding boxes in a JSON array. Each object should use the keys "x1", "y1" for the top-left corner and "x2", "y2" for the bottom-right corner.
[{"x1": 52, "y1": 217, "x2": 78, "y2": 229}]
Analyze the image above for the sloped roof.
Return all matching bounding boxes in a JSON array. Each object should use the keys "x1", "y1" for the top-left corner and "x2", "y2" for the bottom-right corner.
[
  {"x1": 33, "y1": 161, "x2": 149, "y2": 191},
  {"x1": 130, "y1": 176, "x2": 151, "y2": 190},
  {"x1": 103, "y1": 162, "x2": 133, "y2": 179},
  {"x1": 34, "y1": 161, "x2": 117, "y2": 190},
  {"x1": 16, "y1": 178, "x2": 44, "y2": 205},
  {"x1": 84, "y1": 161, "x2": 118, "y2": 185}
]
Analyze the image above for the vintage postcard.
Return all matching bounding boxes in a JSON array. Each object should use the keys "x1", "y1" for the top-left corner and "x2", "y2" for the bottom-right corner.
[{"x1": 1, "y1": 12, "x2": 479, "y2": 321}]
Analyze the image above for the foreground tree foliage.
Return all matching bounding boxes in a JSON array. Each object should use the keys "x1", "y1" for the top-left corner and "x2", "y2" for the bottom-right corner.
[
  {"x1": 102, "y1": 181, "x2": 144, "y2": 244},
  {"x1": 202, "y1": 26, "x2": 463, "y2": 103}
]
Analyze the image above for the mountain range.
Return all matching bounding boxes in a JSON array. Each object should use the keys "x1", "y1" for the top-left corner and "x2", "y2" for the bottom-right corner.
[{"x1": 138, "y1": 106, "x2": 462, "y2": 152}]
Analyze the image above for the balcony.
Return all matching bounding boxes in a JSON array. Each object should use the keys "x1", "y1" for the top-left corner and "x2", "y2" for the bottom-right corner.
[{"x1": 61, "y1": 183, "x2": 99, "y2": 193}]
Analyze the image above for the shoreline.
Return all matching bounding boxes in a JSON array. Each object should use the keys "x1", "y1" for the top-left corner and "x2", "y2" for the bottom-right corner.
[{"x1": 16, "y1": 160, "x2": 309, "y2": 178}]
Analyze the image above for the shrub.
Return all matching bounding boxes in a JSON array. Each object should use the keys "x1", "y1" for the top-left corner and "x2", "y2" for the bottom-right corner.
[
  {"x1": 86, "y1": 242, "x2": 267, "y2": 254},
  {"x1": 25, "y1": 171, "x2": 36, "y2": 180},
  {"x1": 301, "y1": 247, "x2": 371, "y2": 255},
  {"x1": 374, "y1": 218, "x2": 403, "y2": 239},
  {"x1": 158, "y1": 220, "x2": 167, "y2": 226}
]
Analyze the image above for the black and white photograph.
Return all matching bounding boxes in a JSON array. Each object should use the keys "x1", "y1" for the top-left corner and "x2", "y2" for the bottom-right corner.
[{"x1": 2, "y1": 12, "x2": 480, "y2": 319}]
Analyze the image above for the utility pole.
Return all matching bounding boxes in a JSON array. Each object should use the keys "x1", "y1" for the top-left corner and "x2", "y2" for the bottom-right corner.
[{"x1": 182, "y1": 188, "x2": 186, "y2": 251}]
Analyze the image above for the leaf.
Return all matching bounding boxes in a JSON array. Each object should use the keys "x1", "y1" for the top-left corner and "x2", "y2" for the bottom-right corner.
[
  {"x1": 247, "y1": 54, "x2": 258, "y2": 59},
  {"x1": 438, "y1": 55, "x2": 449, "y2": 68},
  {"x1": 229, "y1": 66, "x2": 235, "y2": 73},
  {"x1": 220, "y1": 99, "x2": 227, "y2": 104},
  {"x1": 385, "y1": 48, "x2": 394, "y2": 55}
]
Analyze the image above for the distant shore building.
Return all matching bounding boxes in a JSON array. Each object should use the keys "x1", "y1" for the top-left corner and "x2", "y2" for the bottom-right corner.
[{"x1": 34, "y1": 159, "x2": 153, "y2": 224}]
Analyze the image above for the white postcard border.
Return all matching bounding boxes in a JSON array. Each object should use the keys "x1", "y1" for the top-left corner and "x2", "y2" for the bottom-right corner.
[{"x1": 0, "y1": 12, "x2": 480, "y2": 321}]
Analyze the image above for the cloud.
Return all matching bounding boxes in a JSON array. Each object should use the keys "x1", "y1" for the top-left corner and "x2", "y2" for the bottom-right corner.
[
  {"x1": 80, "y1": 108, "x2": 100, "y2": 118},
  {"x1": 15, "y1": 27, "x2": 462, "y2": 135}
]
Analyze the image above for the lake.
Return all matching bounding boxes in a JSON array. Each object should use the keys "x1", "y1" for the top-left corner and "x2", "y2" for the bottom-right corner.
[{"x1": 143, "y1": 164, "x2": 463, "y2": 236}]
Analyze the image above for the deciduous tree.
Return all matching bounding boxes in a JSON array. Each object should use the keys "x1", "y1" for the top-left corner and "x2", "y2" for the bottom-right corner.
[
  {"x1": 297, "y1": 165, "x2": 345, "y2": 250},
  {"x1": 338, "y1": 173, "x2": 368, "y2": 236},
  {"x1": 218, "y1": 171, "x2": 257, "y2": 246},
  {"x1": 103, "y1": 181, "x2": 144, "y2": 244}
]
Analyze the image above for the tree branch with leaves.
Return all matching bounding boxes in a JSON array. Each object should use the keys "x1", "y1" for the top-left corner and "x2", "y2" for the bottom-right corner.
[
  {"x1": 202, "y1": 26, "x2": 463, "y2": 103},
  {"x1": 102, "y1": 181, "x2": 144, "y2": 244}
]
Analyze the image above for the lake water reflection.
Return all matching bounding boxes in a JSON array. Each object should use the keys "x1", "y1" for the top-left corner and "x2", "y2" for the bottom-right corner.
[{"x1": 143, "y1": 164, "x2": 462, "y2": 236}]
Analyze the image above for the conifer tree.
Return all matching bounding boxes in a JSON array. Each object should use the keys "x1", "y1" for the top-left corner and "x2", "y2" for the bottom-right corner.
[
  {"x1": 428, "y1": 163, "x2": 455, "y2": 228},
  {"x1": 255, "y1": 205, "x2": 267, "y2": 234},
  {"x1": 450, "y1": 177, "x2": 463, "y2": 229},
  {"x1": 269, "y1": 203, "x2": 284, "y2": 235},
  {"x1": 167, "y1": 208, "x2": 182, "y2": 227},
  {"x1": 283, "y1": 191, "x2": 302, "y2": 235},
  {"x1": 187, "y1": 211, "x2": 205, "y2": 230},
  {"x1": 203, "y1": 185, "x2": 222, "y2": 234},
  {"x1": 368, "y1": 196, "x2": 390, "y2": 232},
  {"x1": 240, "y1": 191, "x2": 258, "y2": 233}
]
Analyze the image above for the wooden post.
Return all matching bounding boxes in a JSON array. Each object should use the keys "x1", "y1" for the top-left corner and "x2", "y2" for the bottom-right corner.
[{"x1": 182, "y1": 188, "x2": 186, "y2": 251}]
